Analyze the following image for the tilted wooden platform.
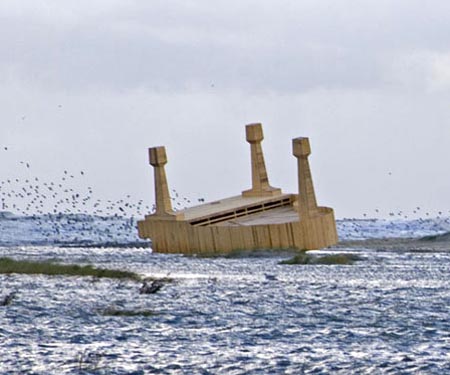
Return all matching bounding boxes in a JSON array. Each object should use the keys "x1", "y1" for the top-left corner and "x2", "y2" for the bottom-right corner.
[{"x1": 138, "y1": 123, "x2": 338, "y2": 254}]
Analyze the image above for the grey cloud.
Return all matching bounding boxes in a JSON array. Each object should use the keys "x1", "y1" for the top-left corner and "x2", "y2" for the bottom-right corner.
[{"x1": 1, "y1": 1, "x2": 449, "y2": 93}]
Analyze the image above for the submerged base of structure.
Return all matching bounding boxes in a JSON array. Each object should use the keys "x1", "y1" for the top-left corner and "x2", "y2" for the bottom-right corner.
[{"x1": 138, "y1": 194, "x2": 338, "y2": 255}]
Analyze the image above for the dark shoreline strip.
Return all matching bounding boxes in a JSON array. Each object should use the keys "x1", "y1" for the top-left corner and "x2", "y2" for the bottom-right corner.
[{"x1": 0, "y1": 257, "x2": 140, "y2": 280}]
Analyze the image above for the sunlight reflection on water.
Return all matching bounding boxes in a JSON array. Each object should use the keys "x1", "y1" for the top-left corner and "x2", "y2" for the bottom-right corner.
[{"x1": 1, "y1": 246, "x2": 450, "y2": 374}]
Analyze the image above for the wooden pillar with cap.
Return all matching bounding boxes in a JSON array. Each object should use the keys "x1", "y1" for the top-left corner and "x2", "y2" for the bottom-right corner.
[
  {"x1": 292, "y1": 137, "x2": 318, "y2": 218},
  {"x1": 148, "y1": 146, "x2": 183, "y2": 220},
  {"x1": 242, "y1": 123, "x2": 281, "y2": 197}
]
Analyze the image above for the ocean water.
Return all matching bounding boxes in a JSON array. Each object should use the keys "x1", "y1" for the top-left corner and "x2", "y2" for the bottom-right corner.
[
  {"x1": 1, "y1": 215, "x2": 450, "y2": 374},
  {"x1": 2, "y1": 213, "x2": 450, "y2": 247}
]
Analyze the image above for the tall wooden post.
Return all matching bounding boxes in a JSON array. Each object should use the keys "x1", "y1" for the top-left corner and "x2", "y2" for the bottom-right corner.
[
  {"x1": 149, "y1": 146, "x2": 183, "y2": 220},
  {"x1": 292, "y1": 137, "x2": 318, "y2": 218},
  {"x1": 242, "y1": 123, "x2": 281, "y2": 197}
]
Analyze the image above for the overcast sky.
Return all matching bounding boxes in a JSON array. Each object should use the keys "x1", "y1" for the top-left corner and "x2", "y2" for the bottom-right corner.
[{"x1": 1, "y1": 0, "x2": 450, "y2": 218}]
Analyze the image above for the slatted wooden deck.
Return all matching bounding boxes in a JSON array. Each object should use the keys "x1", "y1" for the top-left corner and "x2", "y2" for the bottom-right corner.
[{"x1": 180, "y1": 194, "x2": 293, "y2": 226}]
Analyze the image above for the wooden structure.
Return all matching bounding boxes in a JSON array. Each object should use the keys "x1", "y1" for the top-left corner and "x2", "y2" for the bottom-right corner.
[{"x1": 138, "y1": 123, "x2": 338, "y2": 254}]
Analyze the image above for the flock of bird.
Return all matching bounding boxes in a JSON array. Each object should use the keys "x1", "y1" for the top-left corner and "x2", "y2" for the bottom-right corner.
[
  {"x1": 0, "y1": 146, "x2": 203, "y2": 245},
  {"x1": 0, "y1": 146, "x2": 205, "y2": 217},
  {"x1": 360, "y1": 207, "x2": 450, "y2": 220}
]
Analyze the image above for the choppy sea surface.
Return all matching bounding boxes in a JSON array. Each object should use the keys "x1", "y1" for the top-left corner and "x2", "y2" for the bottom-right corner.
[{"x1": 1, "y1": 214, "x2": 450, "y2": 374}]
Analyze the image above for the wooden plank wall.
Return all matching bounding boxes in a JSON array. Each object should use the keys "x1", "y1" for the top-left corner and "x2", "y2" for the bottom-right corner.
[{"x1": 138, "y1": 206, "x2": 338, "y2": 255}]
